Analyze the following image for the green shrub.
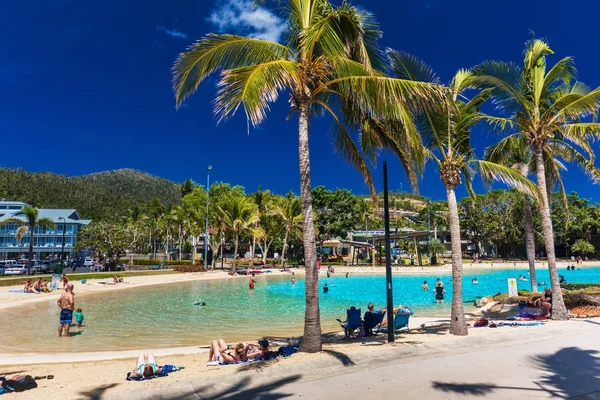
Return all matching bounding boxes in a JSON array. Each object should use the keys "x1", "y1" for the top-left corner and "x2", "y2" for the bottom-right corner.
[
  {"x1": 564, "y1": 293, "x2": 600, "y2": 308},
  {"x1": 117, "y1": 259, "x2": 191, "y2": 266},
  {"x1": 172, "y1": 265, "x2": 203, "y2": 273},
  {"x1": 561, "y1": 283, "x2": 600, "y2": 291}
]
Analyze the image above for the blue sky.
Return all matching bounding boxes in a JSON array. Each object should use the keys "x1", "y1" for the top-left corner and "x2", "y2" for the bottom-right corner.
[{"x1": 1, "y1": 0, "x2": 600, "y2": 201}]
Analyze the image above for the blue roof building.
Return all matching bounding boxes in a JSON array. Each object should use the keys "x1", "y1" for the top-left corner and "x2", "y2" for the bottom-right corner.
[{"x1": 0, "y1": 199, "x2": 91, "y2": 261}]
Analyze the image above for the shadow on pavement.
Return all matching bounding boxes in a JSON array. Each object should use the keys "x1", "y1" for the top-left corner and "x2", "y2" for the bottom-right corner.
[
  {"x1": 431, "y1": 346, "x2": 600, "y2": 398},
  {"x1": 532, "y1": 346, "x2": 600, "y2": 398},
  {"x1": 584, "y1": 320, "x2": 600, "y2": 326},
  {"x1": 78, "y1": 383, "x2": 120, "y2": 400},
  {"x1": 191, "y1": 374, "x2": 302, "y2": 400},
  {"x1": 322, "y1": 349, "x2": 355, "y2": 366}
]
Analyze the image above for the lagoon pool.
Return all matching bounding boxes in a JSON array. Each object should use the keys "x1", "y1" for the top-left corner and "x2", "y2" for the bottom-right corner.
[{"x1": 1, "y1": 267, "x2": 598, "y2": 354}]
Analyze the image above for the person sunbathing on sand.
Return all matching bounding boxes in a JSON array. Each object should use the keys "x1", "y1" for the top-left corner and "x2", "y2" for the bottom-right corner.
[
  {"x1": 246, "y1": 339, "x2": 270, "y2": 359},
  {"x1": 207, "y1": 339, "x2": 248, "y2": 364},
  {"x1": 129, "y1": 352, "x2": 164, "y2": 379}
]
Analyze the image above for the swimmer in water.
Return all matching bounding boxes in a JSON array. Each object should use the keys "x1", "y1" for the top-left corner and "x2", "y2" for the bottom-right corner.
[{"x1": 291, "y1": 271, "x2": 296, "y2": 285}]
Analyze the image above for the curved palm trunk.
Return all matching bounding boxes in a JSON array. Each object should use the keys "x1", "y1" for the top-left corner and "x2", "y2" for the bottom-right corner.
[
  {"x1": 534, "y1": 147, "x2": 568, "y2": 319},
  {"x1": 446, "y1": 186, "x2": 467, "y2": 336},
  {"x1": 523, "y1": 195, "x2": 538, "y2": 292},
  {"x1": 298, "y1": 102, "x2": 321, "y2": 353},
  {"x1": 28, "y1": 227, "x2": 34, "y2": 275},
  {"x1": 280, "y1": 223, "x2": 290, "y2": 269}
]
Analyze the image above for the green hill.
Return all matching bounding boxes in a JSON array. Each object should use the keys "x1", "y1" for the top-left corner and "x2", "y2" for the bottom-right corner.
[{"x1": 0, "y1": 168, "x2": 181, "y2": 220}]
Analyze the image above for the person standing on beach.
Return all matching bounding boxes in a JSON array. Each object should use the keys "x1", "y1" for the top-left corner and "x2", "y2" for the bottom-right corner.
[
  {"x1": 57, "y1": 283, "x2": 74, "y2": 337},
  {"x1": 248, "y1": 273, "x2": 256, "y2": 290},
  {"x1": 291, "y1": 271, "x2": 296, "y2": 285}
]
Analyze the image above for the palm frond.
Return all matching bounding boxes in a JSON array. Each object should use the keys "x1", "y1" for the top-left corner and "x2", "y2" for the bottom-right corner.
[
  {"x1": 0, "y1": 217, "x2": 26, "y2": 227},
  {"x1": 37, "y1": 218, "x2": 56, "y2": 229},
  {"x1": 215, "y1": 60, "x2": 298, "y2": 125},
  {"x1": 476, "y1": 160, "x2": 540, "y2": 200},
  {"x1": 471, "y1": 60, "x2": 530, "y2": 116},
  {"x1": 318, "y1": 99, "x2": 376, "y2": 197},
  {"x1": 387, "y1": 49, "x2": 440, "y2": 84},
  {"x1": 172, "y1": 34, "x2": 293, "y2": 107}
]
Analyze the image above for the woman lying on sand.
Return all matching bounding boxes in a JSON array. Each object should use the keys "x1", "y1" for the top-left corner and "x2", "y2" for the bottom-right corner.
[
  {"x1": 129, "y1": 352, "x2": 164, "y2": 379},
  {"x1": 207, "y1": 339, "x2": 270, "y2": 365}
]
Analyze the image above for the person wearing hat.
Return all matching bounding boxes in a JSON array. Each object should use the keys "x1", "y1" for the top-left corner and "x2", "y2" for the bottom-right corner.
[{"x1": 247, "y1": 339, "x2": 270, "y2": 359}]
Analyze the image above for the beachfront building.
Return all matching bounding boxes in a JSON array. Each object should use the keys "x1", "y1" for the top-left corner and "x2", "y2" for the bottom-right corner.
[{"x1": 0, "y1": 199, "x2": 91, "y2": 261}]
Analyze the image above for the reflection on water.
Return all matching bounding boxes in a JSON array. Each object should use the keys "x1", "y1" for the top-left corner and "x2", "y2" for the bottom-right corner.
[{"x1": 1, "y1": 267, "x2": 598, "y2": 354}]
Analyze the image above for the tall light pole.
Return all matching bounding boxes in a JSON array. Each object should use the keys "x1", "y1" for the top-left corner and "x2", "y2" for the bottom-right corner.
[
  {"x1": 383, "y1": 161, "x2": 394, "y2": 343},
  {"x1": 58, "y1": 217, "x2": 66, "y2": 274},
  {"x1": 205, "y1": 166, "x2": 212, "y2": 270}
]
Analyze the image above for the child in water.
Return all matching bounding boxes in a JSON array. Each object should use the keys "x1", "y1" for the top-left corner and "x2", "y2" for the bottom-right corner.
[
  {"x1": 323, "y1": 284, "x2": 329, "y2": 293},
  {"x1": 74, "y1": 308, "x2": 84, "y2": 327},
  {"x1": 249, "y1": 273, "x2": 257, "y2": 289}
]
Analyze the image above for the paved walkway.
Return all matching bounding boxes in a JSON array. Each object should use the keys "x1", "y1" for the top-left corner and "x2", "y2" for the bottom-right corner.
[{"x1": 106, "y1": 318, "x2": 600, "y2": 400}]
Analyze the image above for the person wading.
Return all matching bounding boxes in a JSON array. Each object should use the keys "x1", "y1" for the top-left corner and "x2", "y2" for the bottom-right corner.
[{"x1": 57, "y1": 284, "x2": 75, "y2": 337}]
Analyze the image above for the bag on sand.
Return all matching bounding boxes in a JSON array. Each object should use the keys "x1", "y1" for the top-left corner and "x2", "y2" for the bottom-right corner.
[{"x1": 1, "y1": 375, "x2": 38, "y2": 392}]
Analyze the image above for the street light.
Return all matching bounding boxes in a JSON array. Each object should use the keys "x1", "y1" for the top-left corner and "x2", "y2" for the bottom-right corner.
[
  {"x1": 205, "y1": 165, "x2": 212, "y2": 270},
  {"x1": 58, "y1": 217, "x2": 66, "y2": 274}
]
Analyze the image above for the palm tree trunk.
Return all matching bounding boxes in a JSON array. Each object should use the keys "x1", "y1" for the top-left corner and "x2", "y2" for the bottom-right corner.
[
  {"x1": 298, "y1": 102, "x2": 321, "y2": 353},
  {"x1": 446, "y1": 185, "x2": 467, "y2": 336},
  {"x1": 28, "y1": 228, "x2": 34, "y2": 275},
  {"x1": 232, "y1": 232, "x2": 239, "y2": 274},
  {"x1": 534, "y1": 146, "x2": 568, "y2": 319},
  {"x1": 249, "y1": 224, "x2": 256, "y2": 268},
  {"x1": 523, "y1": 195, "x2": 538, "y2": 292},
  {"x1": 179, "y1": 225, "x2": 183, "y2": 261},
  {"x1": 281, "y1": 223, "x2": 290, "y2": 269}
]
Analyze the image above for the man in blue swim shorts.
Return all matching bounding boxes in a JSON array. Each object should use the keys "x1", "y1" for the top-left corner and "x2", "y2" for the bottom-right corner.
[{"x1": 57, "y1": 283, "x2": 74, "y2": 337}]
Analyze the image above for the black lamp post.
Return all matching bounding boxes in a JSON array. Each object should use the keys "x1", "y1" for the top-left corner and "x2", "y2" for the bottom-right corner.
[
  {"x1": 383, "y1": 161, "x2": 394, "y2": 343},
  {"x1": 205, "y1": 165, "x2": 212, "y2": 270}
]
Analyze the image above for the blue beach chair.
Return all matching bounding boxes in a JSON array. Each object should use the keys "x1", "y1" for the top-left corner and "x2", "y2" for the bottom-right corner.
[
  {"x1": 379, "y1": 309, "x2": 412, "y2": 334},
  {"x1": 336, "y1": 308, "x2": 362, "y2": 338},
  {"x1": 363, "y1": 310, "x2": 386, "y2": 336}
]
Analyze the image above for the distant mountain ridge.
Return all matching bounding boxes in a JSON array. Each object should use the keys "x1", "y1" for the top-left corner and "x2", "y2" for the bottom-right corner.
[{"x1": 0, "y1": 168, "x2": 181, "y2": 220}]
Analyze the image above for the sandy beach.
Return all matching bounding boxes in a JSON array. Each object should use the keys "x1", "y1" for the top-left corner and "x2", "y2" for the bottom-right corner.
[{"x1": 0, "y1": 261, "x2": 597, "y2": 398}]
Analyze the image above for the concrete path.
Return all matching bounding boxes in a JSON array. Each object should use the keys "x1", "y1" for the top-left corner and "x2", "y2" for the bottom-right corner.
[{"x1": 105, "y1": 318, "x2": 600, "y2": 400}]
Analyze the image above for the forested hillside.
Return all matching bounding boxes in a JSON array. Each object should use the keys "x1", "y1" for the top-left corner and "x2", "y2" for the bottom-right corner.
[{"x1": 0, "y1": 168, "x2": 181, "y2": 220}]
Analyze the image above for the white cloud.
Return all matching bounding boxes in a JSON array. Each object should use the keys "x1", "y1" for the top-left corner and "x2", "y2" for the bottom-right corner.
[
  {"x1": 156, "y1": 25, "x2": 189, "y2": 39},
  {"x1": 208, "y1": 0, "x2": 285, "y2": 43}
]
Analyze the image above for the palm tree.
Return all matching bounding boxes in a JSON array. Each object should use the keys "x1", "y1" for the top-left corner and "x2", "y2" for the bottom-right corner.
[
  {"x1": 250, "y1": 186, "x2": 269, "y2": 268},
  {"x1": 169, "y1": 206, "x2": 188, "y2": 261},
  {"x1": 0, "y1": 206, "x2": 55, "y2": 275},
  {"x1": 171, "y1": 0, "x2": 442, "y2": 352},
  {"x1": 277, "y1": 194, "x2": 303, "y2": 268},
  {"x1": 15, "y1": 226, "x2": 28, "y2": 258},
  {"x1": 473, "y1": 38, "x2": 600, "y2": 319},
  {"x1": 358, "y1": 198, "x2": 373, "y2": 231},
  {"x1": 219, "y1": 195, "x2": 256, "y2": 275},
  {"x1": 422, "y1": 238, "x2": 446, "y2": 265},
  {"x1": 485, "y1": 135, "x2": 579, "y2": 292},
  {"x1": 388, "y1": 51, "x2": 538, "y2": 335}
]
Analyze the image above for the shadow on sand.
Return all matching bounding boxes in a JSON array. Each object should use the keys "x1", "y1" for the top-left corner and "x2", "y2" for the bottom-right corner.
[
  {"x1": 431, "y1": 346, "x2": 600, "y2": 398},
  {"x1": 78, "y1": 383, "x2": 120, "y2": 400},
  {"x1": 193, "y1": 374, "x2": 302, "y2": 400}
]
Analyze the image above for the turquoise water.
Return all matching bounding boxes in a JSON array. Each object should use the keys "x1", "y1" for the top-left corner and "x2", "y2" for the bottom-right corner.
[{"x1": 1, "y1": 267, "x2": 598, "y2": 354}]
